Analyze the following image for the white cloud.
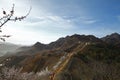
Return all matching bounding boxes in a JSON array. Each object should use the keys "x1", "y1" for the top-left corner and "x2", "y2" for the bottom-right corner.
[
  {"x1": 23, "y1": 15, "x2": 75, "y2": 30},
  {"x1": 78, "y1": 17, "x2": 97, "y2": 24},
  {"x1": 62, "y1": 16, "x2": 97, "y2": 25},
  {"x1": 81, "y1": 20, "x2": 97, "y2": 24}
]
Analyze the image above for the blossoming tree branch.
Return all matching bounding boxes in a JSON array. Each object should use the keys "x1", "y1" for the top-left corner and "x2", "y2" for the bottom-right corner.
[{"x1": 0, "y1": 4, "x2": 31, "y2": 41}]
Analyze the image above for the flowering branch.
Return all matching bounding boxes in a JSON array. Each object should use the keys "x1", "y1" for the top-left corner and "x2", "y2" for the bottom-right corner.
[{"x1": 0, "y1": 4, "x2": 31, "y2": 41}]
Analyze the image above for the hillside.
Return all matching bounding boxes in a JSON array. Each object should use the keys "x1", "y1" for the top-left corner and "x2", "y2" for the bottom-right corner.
[
  {"x1": 0, "y1": 42, "x2": 21, "y2": 56},
  {"x1": 101, "y1": 33, "x2": 120, "y2": 45},
  {"x1": 0, "y1": 33, "x2": 120, "y2": 80}
]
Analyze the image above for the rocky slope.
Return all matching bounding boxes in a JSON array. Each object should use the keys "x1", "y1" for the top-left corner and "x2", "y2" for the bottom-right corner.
[
  {"x1": 101, "y1": 33, "x2": 120, "y2": 44},
  {"x1": 0, "y1": 33, "x2": 120, "y2": 80}
]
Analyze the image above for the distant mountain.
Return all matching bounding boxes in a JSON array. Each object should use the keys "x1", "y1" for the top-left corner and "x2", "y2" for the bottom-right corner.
[
  {"x1": 101, "y1": 33, "x2": 120, "y2": 44},
  {"x1": 0, "y1": 42, "x2": 21, "y2": 56},
  {"x1": 0, "y1": 34, "x2": 103, "y2": 67},
  {"x1": 32, "y1": 42, "x2": 48, "y2": 51},
  {"x1": 0, "y1": 33, "x2": 119, "y2": 80},
  {"x1": 8, "y1": 34, "x2": 102, "y2": 56}
]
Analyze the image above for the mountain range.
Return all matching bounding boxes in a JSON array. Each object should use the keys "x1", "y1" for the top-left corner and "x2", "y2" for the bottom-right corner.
[{"x1": 0, "y1": 33, "x2": 120, "y2": 80}]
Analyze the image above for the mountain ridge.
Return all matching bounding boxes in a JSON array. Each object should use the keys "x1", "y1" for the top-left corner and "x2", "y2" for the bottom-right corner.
[
  {"x1": 101, "y1": 32, "x2": 120, "y2": 44},
  {"x1": 0, "y1": 33, "x2": 120, "y2": 80}
]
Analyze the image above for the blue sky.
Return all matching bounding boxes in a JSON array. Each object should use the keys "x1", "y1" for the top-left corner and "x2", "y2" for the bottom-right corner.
[{"x1": 0, "y1": 0, "x2": 120, "y2": 45}]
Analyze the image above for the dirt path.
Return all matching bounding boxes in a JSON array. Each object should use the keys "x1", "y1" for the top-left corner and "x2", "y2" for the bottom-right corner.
[{"x1": 49, "y1": 43, "x2": 88, "y2": 80}]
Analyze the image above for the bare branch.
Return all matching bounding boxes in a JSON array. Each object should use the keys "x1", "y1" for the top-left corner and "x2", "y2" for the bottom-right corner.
[
  {"x1": 0, "y1": 4, "x2": 31, "y2": 41},
  {"x1": 0, "y1": 4, "x2": 31, "y2": 27}
]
